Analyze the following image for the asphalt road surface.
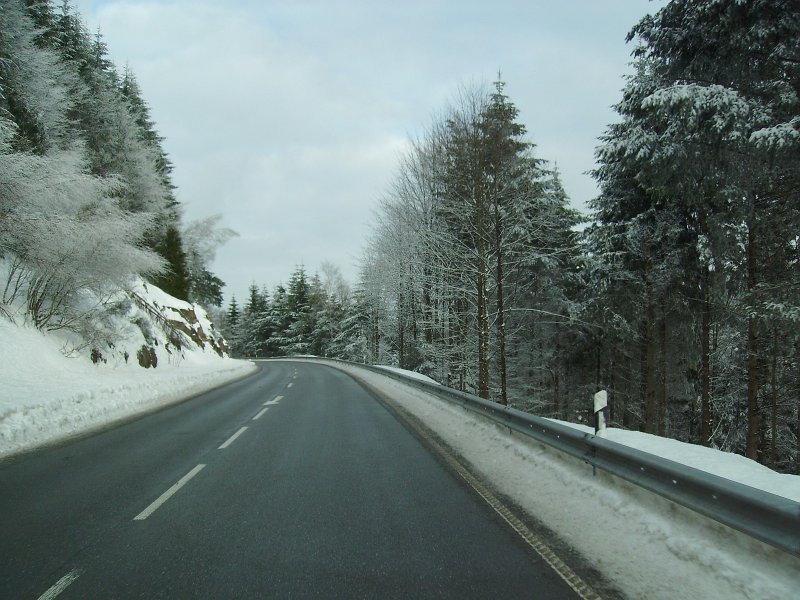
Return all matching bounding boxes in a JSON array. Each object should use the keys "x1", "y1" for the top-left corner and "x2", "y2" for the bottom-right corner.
[{"x1": 0, "y1": 360, "x2": 582, "y2": 599}]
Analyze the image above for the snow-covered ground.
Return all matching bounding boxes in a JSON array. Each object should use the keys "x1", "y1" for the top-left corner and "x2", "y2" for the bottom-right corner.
[
  {"x1": 322, "y1": 360, "x2": 800, "y2": 600},
  {"x1": 373, "y1": 364, "x2": 440, "y2": 384},
  {"x1": 366, "y1": 363, "x2": 799, "y2": 503},
  {"x1": 2, "y1": 305, "x2": 797, "y2": 600},
  {"x1": 546, "y1": 418, "x2": 800, "y2": 503},
  {"x1": 0, "y1": 280, "x2": 256, "y2": 459}
]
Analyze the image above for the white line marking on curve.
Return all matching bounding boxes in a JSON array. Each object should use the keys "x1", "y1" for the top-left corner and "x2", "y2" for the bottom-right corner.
[
  {"x1": 287, "y1": 382, "x2": 293, "y2": 389},
  {"x1": 253, "y1": 407, "x2": 269, "y2": 420},
  {"x1": 263, "y1": 395, "x2": 283, "y2": 406},
  {"x1": 134, "y1": 464, "x2": 206, "y2": 521},
  {"x1": 36, "y1": 570, "x2": 80, "y2": 600},
  {"x1": 218, "y1": 426, "x2": 248, "y2": 450}
]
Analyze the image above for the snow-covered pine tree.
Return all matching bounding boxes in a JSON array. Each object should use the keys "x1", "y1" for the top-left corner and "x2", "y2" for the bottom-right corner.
[
  {"x1": 0, "y1": 1, "x2": 164, "y2": 337},
  {"x1": 284, "y1": 266, "x2": 315, "y2": 355},
  {"x1": 577, "y1": 0, "x2": 800, "y2": 469},
  {"x1": 505, "y1": 166, "x2": 582, "y2": 415},
  {"x1": 628, "y1": 0, "x2": 800, "y2": 466}
]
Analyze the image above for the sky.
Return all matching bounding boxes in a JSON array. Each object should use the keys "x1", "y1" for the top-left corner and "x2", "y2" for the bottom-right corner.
[{"x1": 74, "y1": 0, "x2": 667, "y2": 304}]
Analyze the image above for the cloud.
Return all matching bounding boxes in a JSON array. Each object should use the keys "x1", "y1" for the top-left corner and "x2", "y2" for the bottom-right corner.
[{"x1": 81, "y1": 0, "x2": 665, "y2": 302}]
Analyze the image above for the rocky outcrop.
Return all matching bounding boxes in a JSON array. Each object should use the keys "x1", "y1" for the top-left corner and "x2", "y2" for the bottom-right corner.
[{"x1": 122, "y1": 280, "x2": 230, "y2": 368}]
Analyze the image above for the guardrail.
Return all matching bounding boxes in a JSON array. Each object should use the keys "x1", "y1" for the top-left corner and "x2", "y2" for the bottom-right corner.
[{"x1": 297, "y1": 357, "x2": 800, "y2": 558}]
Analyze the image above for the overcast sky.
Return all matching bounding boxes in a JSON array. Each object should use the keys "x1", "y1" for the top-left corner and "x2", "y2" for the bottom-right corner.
[{"x1": 75, "y1": 0, "x2": 666, "y2": 304}]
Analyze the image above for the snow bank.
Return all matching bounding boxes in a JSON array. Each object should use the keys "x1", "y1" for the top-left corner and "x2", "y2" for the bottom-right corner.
[
  {"x1": 0, "y1": 280, "x2": 256, "y2": 459},
  {"x1": 324, "y1": 361, "x2": 800, "y2": 600},
  {"x1": 546, "y1": 419, "x2": 800, "y2": 503},
  {"x1": 373, "y1": 365, "x2": 440, "y2": 385}
]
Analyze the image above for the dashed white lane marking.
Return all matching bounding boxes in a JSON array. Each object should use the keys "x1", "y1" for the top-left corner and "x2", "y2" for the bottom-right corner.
[
  {"x1": 263, "y1": 395, "x2": 283, "y2": 406},
  {"x1": 134, "y1": 464, "x2": 206, "y2": 521},
  {"x1": 287, "y1": 382, "x2": 293, "y2": 389},
  {"x1": 218, "y1": 426, "x2": 248, "y2": 450},
  {"x1": 36, "y1": 570, "x2": 80, "y2": 600},
  {"x1": 253, "y1": 407, "x2": 269, "y2": 420}
]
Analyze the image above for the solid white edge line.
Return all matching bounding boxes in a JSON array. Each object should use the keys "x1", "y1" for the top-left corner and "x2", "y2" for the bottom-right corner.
[
  {"x1": 36, "y1": 570, "x2": 80, "y2": 600},
  {"x1": 218, "y1": 426, "x2": 248, "y2": 450},
  {"x1": 133, "y1": 464, "x2": 206, "y2": 521},
  {"x1": 253, "y1": 407, "x2": 269, "y2": 420}
]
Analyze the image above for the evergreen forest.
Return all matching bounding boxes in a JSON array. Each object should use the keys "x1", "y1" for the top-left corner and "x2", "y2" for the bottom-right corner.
[
  {"x1": 0, "y1": 1, "x2": 232, "y2": 344},
  {"x1": 223, "y1": 1, "x2": 800, "y2": 474},
  {"x1": 2, "y1": 0, "x2": 798, "y2": 475}
]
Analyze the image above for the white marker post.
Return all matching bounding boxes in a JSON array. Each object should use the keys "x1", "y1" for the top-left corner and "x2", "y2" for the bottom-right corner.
[
  {"x1": 592, "y1": 390, "x2": 608, "y2": 477},
  {"x1": 593, "y1": 390, "x2": 608, "y2": 438}
]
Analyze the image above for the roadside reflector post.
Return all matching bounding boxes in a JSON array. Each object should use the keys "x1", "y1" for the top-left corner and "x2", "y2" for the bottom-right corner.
[
  {"x1": 591, "y1": 390, "x2": 608, "y2": 476},
  {"x1": 593, "y1": 390, "x2": 608, "y2": 438}
]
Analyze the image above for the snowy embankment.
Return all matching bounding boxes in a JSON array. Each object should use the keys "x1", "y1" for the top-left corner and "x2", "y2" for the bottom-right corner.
[
  {"x1": 373, "y1": 364, "x2": 440, "y2": 384},
  {"x1": 545, "y1": 418, "x2": 800, "y2": 503},
  {"x1": 323, "y1": 360, "x2": 800, "y2": 600},
  {"x1": 0, "y1": 279, "x2": 255, "y2": 459}
]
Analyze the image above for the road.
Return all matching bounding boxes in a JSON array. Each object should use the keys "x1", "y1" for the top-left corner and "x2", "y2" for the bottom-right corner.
[{"x1": 0, "y1": 360, "x2": 582, "y2": 599}]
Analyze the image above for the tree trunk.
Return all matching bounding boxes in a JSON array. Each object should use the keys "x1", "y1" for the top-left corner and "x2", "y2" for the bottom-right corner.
[
  {"x1": 746, "y1": 352, "x2": 760, "y2": 459},
  {"x1": 477, "y1": 253, "x2": 490, "y2": 399},
  {"x1": 554, "y1": 336, "x2": 561, "y2": 418},
  {"x1": 595, "y1": 334, "x2": 602, "y2": 391},
  {"x1": 796, "y1": 345, "x2": 800, "y2": 474},
  {"x1": 611, "y1": 356, "x2": 618, "y2": 426},
  {"x1": 745, "y1": 215, "x2": 761, "y2": 461},
  {"x1": 495, "y1": 209, "x2": 508, "y2": 405},
  {"x1": 700, "y1": 270, "x2": 713, "y2": 446},
  {"x1": 410, "y1": 283, "x2": 418, "y2": 343},
  {"x1": 459, "y1": 298, "x2": 468, "y2": 392},
  {"x1": 397, "y1": 290, "x2": 405, "y2": 368},
  {"x1": 658, "y1": 311, "x2": 667, "y2": 437},
  {"x1": 643, "y1": 275, "x2": 658, "y2": 434},
  {"x1": 770, "y1": 334, "x2": 777, "y2": 467},
  {"x1": 423, "y1": 273, "x2": 433, "y2": 344}
]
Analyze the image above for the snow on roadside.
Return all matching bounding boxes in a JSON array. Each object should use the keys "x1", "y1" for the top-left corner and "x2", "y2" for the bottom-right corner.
[
  {"x1": 324, "y1": 360, "x2": 800, "y2": 600},
  {"x1": 370, "y1": 364, "x2": 799, "y2": 502},
  {"x1": 0, "y1": 282, "x2": 256, "y2": 459},
  {"x1": 545, "y1": 419, "x2": 800, "y2": 503},
  {"x1": 373, "y1": 365, "x2": 440, "y2": 385}
]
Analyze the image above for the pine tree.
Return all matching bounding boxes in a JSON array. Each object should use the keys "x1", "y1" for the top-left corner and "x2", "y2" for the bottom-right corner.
[
  {"x1": 269, "y1": 284, "x2": 290, "y2": 355},
  {"x1": 151, "y1": 224, "x2": 190, "y2": 300},
  {"x1": 234, "y1": 283, "x2": 269, "y2": 357},
  {"x1": 37, "y1": 1, "x2": 187, "y2": 294},
  {"x1": 285, "y1": 266, "x2": 314, "y2": 355},
  {"x1": 480, "y1": 77, "x2": 556, "y2": 404},
  {"x1": 627, "y1": 0, "x2": 800, "y2": 463},
  {"x1": 1, "y1": 0, "x2": 72, "y2": 153},
  {"x1": 574, "y1": 0, "x2": 800, "y2": 468},
  {"x1": 227, "y1": 296, "x2": 240, "y2": 327},
  {"x1": 1, "y1": 1, "x2": 164, "y2": 337}
]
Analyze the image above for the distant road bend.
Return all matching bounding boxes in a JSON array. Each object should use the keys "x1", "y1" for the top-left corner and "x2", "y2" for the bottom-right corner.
[{"x1": 0, "y1": 360, "x2": 595, "y2": 599}]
